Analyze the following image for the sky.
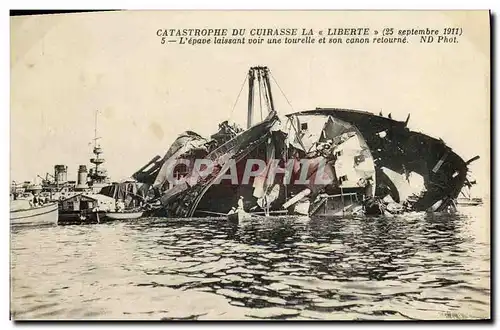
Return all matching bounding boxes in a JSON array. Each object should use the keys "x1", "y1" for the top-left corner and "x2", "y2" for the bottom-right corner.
[{"x1": 10, "y1": 10, "x2": 490, "y2": 198}]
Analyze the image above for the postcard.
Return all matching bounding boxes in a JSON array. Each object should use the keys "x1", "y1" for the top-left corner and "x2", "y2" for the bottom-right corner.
[{"x1": 10, "y1": 10, "x2": 490, "y2": 320}]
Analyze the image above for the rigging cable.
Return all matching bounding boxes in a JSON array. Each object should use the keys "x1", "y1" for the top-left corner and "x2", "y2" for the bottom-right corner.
[
  {"x1": 263, "y1": 78, "x2": 271, "y2": 114},
  {"x1": 263, "y1": 70, "x2": 272, "y2": 113},
  {"x1": 270, "y1": 72, "x2": 294, "y2": 112},
  {"x1": 228, "y1": 74, "x2": 248, "y2": 122},
  {"x1": 257, "y1": 71, "x2": 263, "y2": 122}
]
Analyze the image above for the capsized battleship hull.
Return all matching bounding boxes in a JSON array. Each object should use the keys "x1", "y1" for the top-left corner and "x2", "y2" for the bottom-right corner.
[
  {"x1": 133, "y1": 67, "x2": 475, "y2": 217},
  {"x1": 138, "y1": 108, "x2": 471, "y2": 217},
  {"x1": 138, "y1": 111, "x2": 281, "y2": 217}
]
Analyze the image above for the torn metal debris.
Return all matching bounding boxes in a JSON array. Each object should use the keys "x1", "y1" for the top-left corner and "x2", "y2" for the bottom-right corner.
[{"x1": 132, "y1": 66, "x2": 477, "y2": 218}]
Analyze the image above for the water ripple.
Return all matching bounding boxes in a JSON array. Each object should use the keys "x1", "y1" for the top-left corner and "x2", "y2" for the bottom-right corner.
[{"x1": 11, "y1": 207, "x2": 490, "y2": 320}]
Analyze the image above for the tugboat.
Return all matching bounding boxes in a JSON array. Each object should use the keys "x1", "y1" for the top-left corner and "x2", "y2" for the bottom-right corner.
[
  {"x1": 10, "y1": 185, "x2": 58, "y2": 227},
  {"x1": 10, "y1": 178, "x2": 59, "y2": 227},
  {"x1": 10, "y1": 201, "x2": 59, "y2": 227}
]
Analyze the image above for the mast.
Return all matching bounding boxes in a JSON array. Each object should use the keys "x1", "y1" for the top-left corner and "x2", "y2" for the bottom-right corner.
[
  {"x1": 247, "y1": 68, "x2": 255, "y2": 129},
  {"x1": 89, "y1": 109, "x2": 108, "y2": 188},
  {"x1": 263, "y1": 67, "x2": 275, "y2": 112},
  {"x1": 92, "y1": 109, "x2": 102, "y2": 176},
  {"x1": 94, "y1": 109, "x2": 98, "y2": 148},
  {"x1": 247, "y1": 66, "x2": 275, "y2": 129}
]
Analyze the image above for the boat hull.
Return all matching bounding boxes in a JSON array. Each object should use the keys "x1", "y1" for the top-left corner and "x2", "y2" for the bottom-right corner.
[
  {"x1": 58, "y1": 211, "x2": 106, "y2": 225},
  {"x1": 456, "y1": 198, "x2": 483, "y2": 206},
  {"x1": 104, "y1": 212, "x2": 143, "y2": 220},
  {"x1": 227, "y1": 210, "x2": 252, "y2": 222},
  {"x1": 10, "y1": 202, "x2": 58, "y2": 226}
]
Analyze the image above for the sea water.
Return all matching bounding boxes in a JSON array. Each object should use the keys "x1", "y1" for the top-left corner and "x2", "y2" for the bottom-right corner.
[{"x1": 10, "y1": 207, "x2": 490, "y2": 320}]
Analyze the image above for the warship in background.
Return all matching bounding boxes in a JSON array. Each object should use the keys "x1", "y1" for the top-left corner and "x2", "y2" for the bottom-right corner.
[
  {"x1": 132, "y1": 66, "x2": 479, "y2": 218},
  {"x1": 56, "y1": 139, "x2": 115, "y2": 224},
  {"x1": 56, "y1": 110, "x2": 147, "y2": 224},
  {"x1": 87, "y1": 109, "x2": 111, "y2": 193},
  {"x1": 11, "y1": 165, "x2": 75, "y2": 202},
  {"x1": 11, "y1": 109, "x2": 142, "y2": 225}
]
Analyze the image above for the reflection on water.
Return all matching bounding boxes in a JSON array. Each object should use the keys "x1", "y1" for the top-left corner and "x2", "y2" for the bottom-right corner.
[{"x1": 11, "y1": 207, "x2": 490, "y2": 320}]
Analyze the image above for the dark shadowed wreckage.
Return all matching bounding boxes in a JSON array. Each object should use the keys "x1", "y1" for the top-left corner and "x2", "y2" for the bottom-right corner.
[{"x1": 131, "y1": 66, "x2": 479, "y2": 218}]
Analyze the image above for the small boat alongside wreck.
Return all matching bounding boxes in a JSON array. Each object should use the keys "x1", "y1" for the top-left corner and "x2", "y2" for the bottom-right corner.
[
  {"x1": 104, "y1": 211, "x2": 144, "y2": 220},
  {"x1": 130, "y1": 66, "x2": 477, "y2": 219},
  {"x1": 455, "y1": 183, "x2": 483, "y2": 207}
]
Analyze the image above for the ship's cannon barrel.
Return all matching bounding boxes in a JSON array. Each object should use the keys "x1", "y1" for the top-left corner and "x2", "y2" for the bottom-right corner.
[
  {"x1": 465, "y1": 155, "x2": 480, "y2": 165},
  {"x1": 132, "y1": 155, "x2": 163, "y2": 183},
  {"x1": 136, "y1": 155, "x2": 162, "y2": 173}
]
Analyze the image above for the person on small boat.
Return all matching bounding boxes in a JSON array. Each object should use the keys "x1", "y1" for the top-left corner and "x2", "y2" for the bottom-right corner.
[
  {"x1": 31, "y1": 194, "x2": 44, "y2": 208},
  {"x1": 79, "y1": 210, "x2": 87, "y2": 221},
  {"x1": 228, "y1": 196, "x2": 245, "y2": 216},
  {"x1": 116, "y1": 199, "x2": 125, "y2": 213},
  {"x1": 92, "y1": 204, "x2": 100, "y2": 213},
  {"x1": 237, "y1": 196, "x2": 244, "y2": 210}
]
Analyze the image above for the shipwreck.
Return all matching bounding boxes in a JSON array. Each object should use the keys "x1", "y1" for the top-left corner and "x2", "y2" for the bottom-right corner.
[{"x1": 131, "y1": 66, "x2": 478, "y2": 218}]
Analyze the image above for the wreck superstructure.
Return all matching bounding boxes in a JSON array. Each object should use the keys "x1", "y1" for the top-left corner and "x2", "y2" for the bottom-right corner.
[
  {"x1": 133, "y1": 66, "x2": 475, "y2": 217},
  {"x1": 291, "y1": 109, "x2": 476, "y2": 212},
  {"x1": 135, "y1": 67, "x2": 286, "y2": 217}
]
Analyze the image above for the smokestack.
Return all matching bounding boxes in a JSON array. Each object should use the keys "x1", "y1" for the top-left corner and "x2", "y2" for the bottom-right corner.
[
  {"x1": 77, "y1": 165, "x2": 88, "y2": 187},
  {"x1": 54, "y1": 165, "x2": 68, "y2": 184}
]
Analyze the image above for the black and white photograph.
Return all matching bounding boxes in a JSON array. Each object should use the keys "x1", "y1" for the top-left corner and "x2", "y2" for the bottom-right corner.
[{"x1": 9, "y1": 10, "x2": 490, "y2": 320}]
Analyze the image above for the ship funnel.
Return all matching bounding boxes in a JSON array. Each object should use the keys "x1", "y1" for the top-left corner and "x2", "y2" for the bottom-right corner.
[
  {"x1": 54, "y1": 165, "x2": 68, "y2": 184},
  {"x1": 77, "y1": 165, "x2": 88, "y2": 187}
]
